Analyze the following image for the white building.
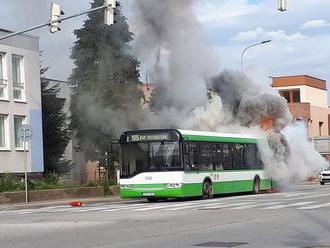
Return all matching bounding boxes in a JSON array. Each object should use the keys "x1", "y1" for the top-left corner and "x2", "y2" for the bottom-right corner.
[{"x1": 0, "y1": 28, "x2": 44, "y2": 174}]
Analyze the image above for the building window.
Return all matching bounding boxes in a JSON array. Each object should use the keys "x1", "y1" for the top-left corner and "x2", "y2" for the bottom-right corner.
[
  {"x1": 0, "y1": 53, "x2": 8, "y2": 99},
  {"x1": 14, "y1": 116, "x2": 25, "y2": 148},
  {"x1": 12, "y1": 55, "x2": 24, "y2": 101},
  {"x1": 292, "y1": 90, "x2": 300, "y2": 103},
  {"x1": 319, "y1": 121, "x2": 324, "y2": 136},
  {"x1": 280, "y1": 90, "x2": 290, "y2": 102},
  {"x1": 279, "y1": 89, "x2": 300, "y2": 103},
  {"x1": 0, "y1": 115, "x2": 8, "y2": 149}
]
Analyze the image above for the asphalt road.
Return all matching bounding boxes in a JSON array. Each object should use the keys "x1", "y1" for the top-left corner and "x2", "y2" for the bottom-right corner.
[{"x1": 1, "y1": 183, "x2": 330, "y2": 248}]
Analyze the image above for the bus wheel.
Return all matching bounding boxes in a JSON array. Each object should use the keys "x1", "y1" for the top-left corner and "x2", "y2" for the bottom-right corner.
[
  {"x1": 253, "y1": 177, "x2": 260, "y2": 194},
  {"x1": 320, "y1": 182, "x2": 325, "y2": 185},
  {"x1": 202, "y1": 180, "x2": 213, "y2": 199}
]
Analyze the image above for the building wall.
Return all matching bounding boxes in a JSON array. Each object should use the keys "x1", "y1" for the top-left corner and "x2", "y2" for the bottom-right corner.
[
  {"x1": 309, "y1": 105, "x2": 330, "y2": 137},
  {"x1": 0, "y1": 32, "x2": 43, "y2": 173},
  {"x1": 288, "y1": 102, "x2": 311, "y2": 121},
  {"x1": 274, "y1": 85, "x2": 327, "y2": 107},
  {"x1": 272, "y1": 75, "x2": 330, "y2": 139},
  {"x1": 304, "y1": 86, "x2": 328, "y2": 108}
]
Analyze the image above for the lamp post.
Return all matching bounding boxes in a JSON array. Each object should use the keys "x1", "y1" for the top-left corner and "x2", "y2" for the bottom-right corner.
[{"x1": 241, "y1": 40, "x2": 272, "y2": 72}]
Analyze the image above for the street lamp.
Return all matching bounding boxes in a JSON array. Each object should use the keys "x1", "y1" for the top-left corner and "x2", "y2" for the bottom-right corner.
[{"x1": 241, "y1": 40, "x2": 272, "y2": 72}]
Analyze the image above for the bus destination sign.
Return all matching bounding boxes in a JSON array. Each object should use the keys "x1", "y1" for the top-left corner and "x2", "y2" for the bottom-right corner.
[{"x1": 127, "y1": 133, "x2": 170, "y2": 142}]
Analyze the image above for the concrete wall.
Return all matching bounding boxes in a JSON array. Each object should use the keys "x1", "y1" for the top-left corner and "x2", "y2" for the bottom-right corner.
[{"x1": 0, "y1": 33, "x2": 43, "y2": 173}]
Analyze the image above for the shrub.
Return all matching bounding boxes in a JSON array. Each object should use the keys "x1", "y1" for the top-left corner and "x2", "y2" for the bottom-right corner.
[{"x1": 0, "y1": 174, "x2": 24, "y2": 192}]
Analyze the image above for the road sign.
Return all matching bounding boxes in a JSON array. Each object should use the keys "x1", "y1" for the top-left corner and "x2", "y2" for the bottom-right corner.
[{"x1": 18, "y1": 125, "x2": 33, "y2": 142}]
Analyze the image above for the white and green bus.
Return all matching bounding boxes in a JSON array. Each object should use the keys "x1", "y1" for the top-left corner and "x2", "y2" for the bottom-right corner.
[{"x1": 119, "y1": 129, "x2": 272, "y2": 201}]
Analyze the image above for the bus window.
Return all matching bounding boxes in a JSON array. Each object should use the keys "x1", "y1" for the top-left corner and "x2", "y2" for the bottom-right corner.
[
  {"x1": 244, "y1": 144, "x2": 256, "y2": 169},
  {"x1": 222, "y1": 144, "x2": 233, "y2": 170},
  {"x1": 256, "y1": 150, "x2": 264, "y2": 169},
  {"x1": 186, "y1": 142, "x2": 213, "y2": 171},
  {"x1": 200, "y1": 143, "x2": 213, "y2": 170},
  {"x1": 232, "y1": 144, "x2": 245, "y2": 170},
  {"x1": 212, "y1": 143, "x2": 223, "y2": 170}
]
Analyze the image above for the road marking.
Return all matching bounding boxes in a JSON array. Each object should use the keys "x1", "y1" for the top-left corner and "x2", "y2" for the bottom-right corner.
[
  {"x1": 297, "y1": 202, "x2": 330, "y2": 210},
  {"x1": 282, "y1": 193, "x2": 330, "y2": 201},
  {"x1": 73, "y1": 207, "x2": 116, "y2": 212},
  {"x1": 197, "y1": 202, "x2": 258, "y2": 210},
  {"x1": 283, "y1": 193, "x2": 308, "y2": 197},
  {"x1": 261, "y1": 201, "x2": 316, "y2": 209},
  {"x1": 102, "y1": 203, "x2": 152, "y2": 212},
  {"x1": 134, "y1": 202, "x2": 197, "y2": 211},
  {"x1": 231, "y1": 202, "x2": 284, "y2": 210}
]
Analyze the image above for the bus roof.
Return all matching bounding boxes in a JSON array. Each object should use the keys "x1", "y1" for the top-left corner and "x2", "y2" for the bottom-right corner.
[{"x1": 178, "y1": 130, "x2": 258, "y2": 143}]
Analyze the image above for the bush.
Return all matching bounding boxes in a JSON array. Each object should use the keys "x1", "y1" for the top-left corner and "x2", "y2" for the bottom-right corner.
[
  {"x1": 0, "y1": 173, "x2": 113, "y2": 193},
  {"x1": 0, "y1": 174, "x2": 24, "y2": 192},
  {"x1": 100, "y1": 179, "x2": 116, "y2": 195}
]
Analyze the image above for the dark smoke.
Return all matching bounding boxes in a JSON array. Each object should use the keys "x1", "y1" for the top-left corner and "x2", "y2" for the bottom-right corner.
[{"x1": 210, "y1": 70, "x2": 291, "y2": 131}]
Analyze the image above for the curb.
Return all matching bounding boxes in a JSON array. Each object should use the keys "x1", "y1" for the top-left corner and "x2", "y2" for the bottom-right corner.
[{"x1": 0, "y1": 196, "x2": 128, "y2": 211}]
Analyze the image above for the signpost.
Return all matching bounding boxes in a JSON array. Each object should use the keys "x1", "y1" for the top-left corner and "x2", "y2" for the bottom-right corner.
[{"x1": 18, "y1": 125, "x2": 33, "y2": 203}]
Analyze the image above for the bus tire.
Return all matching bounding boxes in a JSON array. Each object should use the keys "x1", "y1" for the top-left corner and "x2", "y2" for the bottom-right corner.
[
  {"x1": 253, "y1": 176, "x2": 260, "y2": 194},
  {"x1": 320, "y1": 182, "x2": 325, "y2": 185},
  {"x1": 202, "y1": 180, "x2": 213, "y2": 199}
]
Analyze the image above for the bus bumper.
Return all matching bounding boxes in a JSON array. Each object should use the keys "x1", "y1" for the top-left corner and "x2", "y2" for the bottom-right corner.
[
  {"x1": 120, "y1": 188, "x2": 185, "y2": 198},
  {"x1": 120, "y1": 183, "x2": 203, "y2": 199}
]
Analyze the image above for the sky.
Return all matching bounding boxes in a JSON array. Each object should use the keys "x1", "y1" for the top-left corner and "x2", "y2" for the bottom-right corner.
[{"x1": 0, "y1": 0, "x2": 330, "y2": 95}]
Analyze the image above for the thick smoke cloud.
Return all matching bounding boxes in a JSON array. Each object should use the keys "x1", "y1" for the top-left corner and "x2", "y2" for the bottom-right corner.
[
  {"x1": 126, "y1": 0, "x2": 327, "y2": 185},
  {"x1": 209, "y1": 70, "x2": 291, "y2": 131},
  {"x1": 132, "y1": 0, "x2": 219, "y2": 109}
]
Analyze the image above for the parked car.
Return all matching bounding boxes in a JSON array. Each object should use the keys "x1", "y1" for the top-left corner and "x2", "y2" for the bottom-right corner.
[{"x1": 320, "y1": 166, "x2": 330, "y2": 185}]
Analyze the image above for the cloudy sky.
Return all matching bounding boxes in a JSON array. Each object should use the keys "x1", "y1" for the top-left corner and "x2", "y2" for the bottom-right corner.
[{"x1": 1, "y1": 0, "x2": 330, "y2": 91}]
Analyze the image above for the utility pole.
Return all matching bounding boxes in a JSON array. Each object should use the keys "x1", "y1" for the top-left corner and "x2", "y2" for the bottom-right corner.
[{"x1": 0, "y1": 1, "x2": 118, "y2": 41}]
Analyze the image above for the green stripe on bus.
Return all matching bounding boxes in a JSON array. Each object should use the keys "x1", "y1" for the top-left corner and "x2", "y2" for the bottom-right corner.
[
  {"x1": 120, "y1": 179, "x2": 272, "y2": 198},
  {"x1": 182, "y1": 135, "x2": 257, "y2": 143}
]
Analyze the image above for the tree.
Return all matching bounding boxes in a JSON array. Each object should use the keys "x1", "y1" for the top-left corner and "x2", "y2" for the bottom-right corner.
[
  {"x1": 41, "y1": 68, "x2": 71, "y2": 173},
  {"x1": 70, "y1": 0, "x2": 143, "y2": 163}
]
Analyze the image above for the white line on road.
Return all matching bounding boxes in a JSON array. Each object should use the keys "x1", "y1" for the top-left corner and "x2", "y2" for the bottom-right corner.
[
  {"x1": 196, "y1": 202, "x2": 258, "y2": 211},
  {"x1": 282, "y1": 193, "x2": 330, "y2": 201},
  {"x1": 261, "y1": 201, "x2": 316, "y2": 209},
  {"x1": 231, "y1": 202, "x2": 284, "y2": 210},
  {"x1": 297, "y1": 202, "x2": 330, "y2": 210}
]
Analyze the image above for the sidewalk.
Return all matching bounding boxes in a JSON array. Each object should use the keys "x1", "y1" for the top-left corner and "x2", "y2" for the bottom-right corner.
[{"x1": 0, "y1": 195, "x2": 127, "y2": 211}]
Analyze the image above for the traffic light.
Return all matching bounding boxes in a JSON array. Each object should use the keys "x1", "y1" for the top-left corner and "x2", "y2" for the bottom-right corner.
[
  {"x1": 104, "y1": 0, "x2": 118, "y2": 25},
  {"x1": 277, "y1": 0, "x2": 288, "y2": 11},
  {"x1": 50, "y1": 3, "x2": 64, "y2": 33}
]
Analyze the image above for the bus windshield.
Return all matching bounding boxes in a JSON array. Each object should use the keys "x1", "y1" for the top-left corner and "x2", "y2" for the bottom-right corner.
[{"x1": 121, "y1": 141, "x2": 182, "y2": 178}]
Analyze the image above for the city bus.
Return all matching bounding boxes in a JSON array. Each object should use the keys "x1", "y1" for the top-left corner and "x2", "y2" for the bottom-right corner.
[{"x1": 119, "y1": 129, "x2": 272, "y2": 201}]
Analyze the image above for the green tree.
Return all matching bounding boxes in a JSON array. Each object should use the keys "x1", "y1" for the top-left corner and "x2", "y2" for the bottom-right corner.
[
  {"x1": 41, "y1": 68, "x2": 71, "y2": 173},
  {"x1": 70, "y1": 0, "x2": 143, "y2": 162}
]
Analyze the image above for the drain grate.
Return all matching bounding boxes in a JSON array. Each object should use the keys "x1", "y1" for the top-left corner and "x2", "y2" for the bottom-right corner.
[{"x1": 194, "y1": 241, "x2": 249, "y2": 247}]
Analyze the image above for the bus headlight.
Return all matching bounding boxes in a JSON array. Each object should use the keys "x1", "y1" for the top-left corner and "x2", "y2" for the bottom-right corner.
[
  {"x1": 120, "y1": 184, "x2": 133, "y2": 189},
  {"x1": 165, "y1": 183, "x2": 182, "y2": 189}
]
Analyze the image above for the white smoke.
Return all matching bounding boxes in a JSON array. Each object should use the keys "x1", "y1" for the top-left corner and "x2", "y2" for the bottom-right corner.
[
  {"x1": 282, "y1": 122, "x2": 327, "y2": 182},
  {"x1": 103, "y1": 0, "x2": 327, "y2": 186}
]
